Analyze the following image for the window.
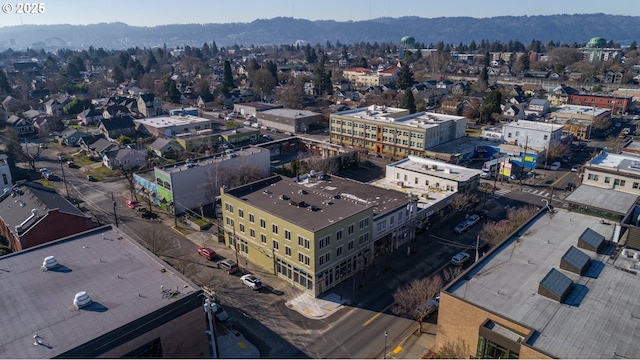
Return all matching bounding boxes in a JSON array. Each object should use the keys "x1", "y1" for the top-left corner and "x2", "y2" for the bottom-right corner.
[
  {"x1": 238, "y1": 209, "x2": 244, "y2": 218},
  {"x1": 359, "y1": 218, "x2": 369, "y2": 229},
  {"x1": 285, "y1": 246, "x2": 291, "y2": 256},
  {"x1": 272, "y1": 224, "x2": 279, "y2": 234},
  {"x1": 285, "y1": 230, "x2": 291, "y2": 240},
  {"x1": 260, "y1": 218, "x2": 266, "y2": 229},
  {"x1": 614, "y1": 179, "x2": 626, "y2": 186},
  {"x1": 348, "y1": 240, "x2": 354, "y2": 251},
  {"x1": 249, "y1": 214, "x2": 255, "y2": 223},
  {"x1": 298, "y1": 252, "x2": 310, "y2": 266},
  {"x1": 543, "y1": 134, "x2": 548, "y2": 140},
  {"x1": 633, "y1": 182, "x2": 639, "y2": 189},
  {"x1": 336, "y1": 230, "x2": 343, "y2": 241},
  {"x1": 250, "y1": 228, "x2": 255, "y2": 238},
  {"x1": 336, "y1": 246, "x2": 343, "y2": 257},
  {"x1": 348, "y1": 224, "x2": 354, "y2": 235},
  {"x1": 239, "y1": 224, "x2": 245, "y2": 233},
  {"x1": 273, "y1": 240, "x2": 279, "y2": 250},
  {"x1": 587, "y1": 173, "x2": 599, "y2": 181},
  {"x1": 605, "y1": 176, "x2": 611, "y2": 184},
  {"x1": 261, "y1": 234, "x2": 267, "y2": 243},
  {"x1": 319, "y1": 235, "x2": 330, "y2": 249}
]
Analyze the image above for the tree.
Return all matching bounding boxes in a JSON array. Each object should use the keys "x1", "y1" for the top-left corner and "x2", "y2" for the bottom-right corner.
[
  {"x1": 251, "y1": 68, "x2": 277, "y2": 100},
  {"x1": 276, "y1": 76, "x2": 304, "y2": 109},
  {"x1": 0, "y1": 70, "x2": 11, "y2": 95},
  {"x1": 450, "y1": 192, "x2": 480, "y2": 212},
  {"x1": 112, "y1": 66, "x2": 125, "y2": 84},
  {"x1": 399, "y1": 89, "x2": 417, "y2": 113},
  {"x1": 145, "y1": 51, "x2": 158, "y2": 72},
  {"x1": 225, "y1": 120, "x2": 238, "y2": 129},
  {"x1": 480, "y1": 90, "x2": 502, "y2": 122},
  {"x1": 396, "y1": 63, "x2": 415, "y2": 90},
  {"x1": 546, "y1": 142, "x2": 569, "y2": 160},
  {"x1": 63, "y1": 98, "x2": 93, "y2": 115},
  {"x1": 592, "y1": 116, "x2": 612, "y2": 130},
  {"x1": 437, "y1": 336, "x2": 471, "y2": 359},
  {"x1": 392, "y1": 275, "x2": 443, "y2": 333},
  {"x1": 221, "y1": 60, "x2": 234, "y2": 96},
  {"x1": 166, "y1": 79, "x2": 181, "y2": 103},
  {"x1": 313, "y1": 61, "x2": 332, "y2": 96}
]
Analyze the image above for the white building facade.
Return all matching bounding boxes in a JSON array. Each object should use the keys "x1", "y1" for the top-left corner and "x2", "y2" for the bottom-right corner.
[{"x1": 501, "y1": 120, "x2": 563, "y2": 150}]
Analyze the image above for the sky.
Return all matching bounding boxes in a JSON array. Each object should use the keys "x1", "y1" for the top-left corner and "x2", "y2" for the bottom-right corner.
[{"x1": 1, "y1": 0, "x2": 639, "y2": 27}]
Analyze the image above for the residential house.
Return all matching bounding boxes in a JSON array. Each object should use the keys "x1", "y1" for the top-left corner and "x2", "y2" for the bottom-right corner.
[
  {"x1": 525, "y1": 98, "x2": 551, "y2": 117},
  {"x1": 0, "y1": 182, "x2": 93, "y2": 252},
  {"x1": 137, "y1": 94, "x2": 163, "y2": 117},
  {"x1": 102, "y1": 104, "x2": 133, "y2": 119},
  {"x1": 548, "y1": 85, "x2": 579, "y2": 106},
  {"x1": 1, "y1": 96, "x2": 19, "y2": 112},
  {"x1": 85, "y1": 137, "x2": 118, "y2": 158},
  {"x1": 78, "y1": 134, "x2": 106, "y2": 153},
  {"x1": 44, "y1": 95, "x2": 71, "y2": 116},
  {"x1": 98, "y1": 116, "x2": 137, "y2": 141},
  {"x1": 103, "y1": 147, "x2": 147, "y2": 170},
  {"x1": 502, "y1": 104, "x2": 525, "y2": 121},
  {"x1": 58, "y1": 127, "x2": 88, "y2": 147},
  {"x1": 0, "y1": 224, "x2": 207, "y2": 358},
  {"x1": 6, "y1": 115, "x2": 35, "y2": 136},
  {"x1": 197, "y1": 93, "x2": 215, "y2": 109},
  {"x1": 77, "y1": 108, "x2": 104, "y2": 126},
  {"x1": 149, "y1": 138, "x2": 183, "y2": 157}
]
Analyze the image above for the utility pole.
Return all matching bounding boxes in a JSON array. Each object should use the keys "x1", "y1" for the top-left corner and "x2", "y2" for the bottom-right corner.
[
  {"x1": 203, "y1": 298, "x2": 219, "y2": 358},
  {"x1": 519, "y1": 136, "x2": 528, "y2": 187},
  {"x1": 60, "y1": 158, "x2": 70, "y2": 200}
]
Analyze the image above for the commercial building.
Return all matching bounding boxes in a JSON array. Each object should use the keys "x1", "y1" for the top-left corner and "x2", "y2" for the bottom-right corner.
[
  {"x1": 152, "y1": 147, "x2": 270, "y2": 214},
  {"x1": 330, "y1": 105, "x2": 466, "y2": 159},
  {"x1": 220, "y1": 174, "x2": 416, "y2": 296},
  {"x1": 0, "y1": 182, "x2": 93, "y2": 252},
  {"x1": 342, "y1": 66, "x2": 400, "y2": 88},
  {"x1": 568, "y1": 93, "x2": 631, "y2": 115},
  {"x1": 436, "y1": 209, "x2": 640, "y2": 359},
  {"x1": 581, "y1": 151, "x2": 640, "y2": 196},
  {"x1": 233, "y1": 102, "x2": 283, "y2": 118},
  {"x1": 256, "y1": 108, "x2": 325, "y2": 134},
  {"x1": 135, "y1": 115, "x2": 215, "y2": 138},
  {"x1": 0, "y1": 225, "x2": 207, "y2": 358},
  {"x1": 548, "y1": 105, "x2": 612, "y2": 140},
  {"x1": 0, "y1": 154, "x2": 13, "y2": 189},
  {"x1": 501, "y1": 120, "x2": 563, "y2": 150}
]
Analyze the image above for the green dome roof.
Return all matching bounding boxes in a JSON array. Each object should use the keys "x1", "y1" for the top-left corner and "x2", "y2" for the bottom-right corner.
[
  {"x1": 587, "y1": 37, "x2": 606, "y2": 48},
  {"x1": 401, "y1": 36, "x2": 415, "y2": 46}
]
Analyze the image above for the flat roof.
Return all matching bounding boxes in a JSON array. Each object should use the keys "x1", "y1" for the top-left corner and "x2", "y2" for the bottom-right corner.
[
  {"x1": 261, "y1": 108, "x2": 321, "y2": 118},
  {"x1": 225, "y1": 175, "x2": 407, "y2": 231},
  {"x1": 0, "y1": 225, "x2": 199, "y2": 358},
  {"x1": 565, "y1": 184, "x2": 638, "y2": 215},
  {"x1": 158, "y1": 147, "x2": 268, "y2": 174},
  {"x1": 427, "y1": 136, "x2": 500, "y2": 155},
  {"x1": 335, "y1": 106, "x2": 465, "y2": 129},
  {"x1": 588, "y1": 151, "x2": 640, "y2": 174},
  {"x1": 390, "y1": 156, "x2": 483, "y2": 182},
  {"x1": 503, "y1": 120, "x2": 564, "y2": 132},
  {"x1": 447, "y1": 210, "x2": 640, "y2": 358},
  {"x1": 550, "y1": 105, "x2": 611, "y2": 117},
  {"x1": 134, "y1": 115, "x2": 211, "y2": 129}
]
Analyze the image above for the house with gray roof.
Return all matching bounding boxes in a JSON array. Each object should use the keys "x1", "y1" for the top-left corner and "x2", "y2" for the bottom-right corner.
[
  {"x1": 57, "y1": 127, "x2": 88, "y2": 147},
  {"x1": 149, "y1": 137, "x2": 182, "y2": 157},
  {"x1": 0, "y1": 182, "x2": 92, "y2": 251},
  {"x1": 98, "y1": 116, "x2": 137, "y2": 141},
  {"x1": 0, "y1": 224, "x2": 207, "y2": 358},
  {"x1": 103, "y1": 147, "x2": 147, "y2": 170}
]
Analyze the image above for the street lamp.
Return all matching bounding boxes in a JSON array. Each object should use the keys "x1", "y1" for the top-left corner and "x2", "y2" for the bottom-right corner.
[{"x1": 383, "y1": 331, "x2": 388, "y2": 359}]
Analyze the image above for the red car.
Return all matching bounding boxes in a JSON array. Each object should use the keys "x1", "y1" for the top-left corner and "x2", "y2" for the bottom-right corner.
[
  {"x1": 126, "y1": 199, "x2": 140, "y2": 209},
  {"x1": 198, "y1": 247, "x2": 217, "y2": 261}
]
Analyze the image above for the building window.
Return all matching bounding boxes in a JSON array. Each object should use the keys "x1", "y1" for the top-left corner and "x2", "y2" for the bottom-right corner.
[
  {"x1": 605, "y1": 176, "x2": 611, "y2": 184},
  {"x1": 240, "y1": 239, "x2": 248, "y2": 254},
  {"x1": 336, "y1": 246, "x2": 343, "y2": 257},
  {"x1": 285, "y1": 230, "x2": 291, "y2": 240},
  {"x1": 348, "y1": 240, "x2": 354, "y2": 251},
  {"x1": 633, "y1": 182, "x2": 639, "y2": 189},
  {"x1": 260, "y1": 218, "x2": 266, "y2": 229},
  {"x1": 588, "y1": 173, "x2": 599, "y2": 181},
  {"x1": 319, "y1": 235, "x2": 330, "y2": 249},
  {"x1": 250, "y1": 228, "x2": 255, "y2": 238},
  {"x1": 476, "y1": 336, "x2": 519, "y2": 359},
  {"x1": 261, "y1": 234, "x2": 267, "y2": 243},
  {"x1": 336, "y1": 230, "x2": 343, "y2": 241},
  {"x1": 348, "y1": 224, "x2": 354, "y2": 235},
  {"x1": 273, "y1": 240, "x2": 279, "y2": 250},
  {"x1": 239, "y1": 224, "x2": 245, "y2": 233},
  {"x1": 543, "y1": 135, "x2": 548, "y2": 140},
  {"x1": 249, "y1": 214, "x2": 255, "y2": 223},
  {"x1": 285, "y1": 246, "x2": 291, "y2": 256},
  {"x1": 614, "y1": 179, "x2": 626, "y2": 186},
  {"x1": 238, "y1": 209, "x2": 244, "y2": 218},
  {"x1": 272, "y1": 224, "x2": 279, "y2": 234},
  {"x1": 359, "y1": 218, "x2": 369, "y2": 229}
]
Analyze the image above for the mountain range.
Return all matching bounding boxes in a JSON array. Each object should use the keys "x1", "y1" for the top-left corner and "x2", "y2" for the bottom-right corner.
[{"x1": 0, "y1": 14, "x2": 639, "y2": 51}]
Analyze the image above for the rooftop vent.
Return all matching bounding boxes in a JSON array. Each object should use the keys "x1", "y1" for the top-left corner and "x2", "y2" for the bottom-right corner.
[
  {"x1": 42, "y1": 255, "x2": 59, "y2": 270},
  {"x1": 538, "y1": 268, "x2": 573, "y2": 303},
  {"x1": 578, "y1": 228, "x2": 605, "y2": 253},
  {"x1": 280, "y1": 194, "x2": 290, "y2": 201},
  {"x1": 73, "y1": 291, "x2": 92, "y2": 309},
  {"x1": 560, "y1": 246, "x2": 591, "y2": 276}
]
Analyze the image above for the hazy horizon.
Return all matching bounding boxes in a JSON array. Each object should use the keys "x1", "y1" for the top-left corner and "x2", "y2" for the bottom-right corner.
[{"x1": 0, "y1": 0, "x2": 639, "y2": 27}]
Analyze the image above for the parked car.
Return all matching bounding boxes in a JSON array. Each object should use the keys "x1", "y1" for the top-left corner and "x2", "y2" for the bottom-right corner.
[
  {"x1": 480, "y1": 171, "x2": 492, "y2": 179},
  {"x1": 240, "y1": 274, "x2": 263, "y2": 290},
  {"x1": 549, "y1": 162, "x2": 561, "y2": 170},
  {"x1": 466, "y1": 214, "x2": 481, "y2": 226},
  {"x1": 126, "y1": 199, "x2": 140, "y2": 209},
  {"x1": 451, "y1": 252, "x2": 470, "y2": 266},
  {"x1": 217, "y1": 258, "x2": 239, "y2": 274},
  {"x1": 571, "y1": 166, "x2": 579, "y2": 172},
  {"x1": 197, "y1": 247, "x2": 217, "y2": 261},
  {"x1": 213, "y1": 302, "x2": 229, "y2": 322},
  {"x1": 454, "y1": 221, "x2": 471, "y2": 234},
  {"x1": 86, "y1": 175, "x2": 96, "y2": 181},
  {"x1": 415, "y1": 298, "x2": 439, "y2": 319},
  {"x1": 67, "y1": 161, "x2": 76, "y2": 168}
]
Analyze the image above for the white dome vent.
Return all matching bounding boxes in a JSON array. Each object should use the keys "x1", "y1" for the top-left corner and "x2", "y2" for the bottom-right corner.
[
  {"x1": 73, "y1": 291, "x2": 92, "y2": 309},
  {"x1": 42, "y1": 256, "x2": 58, "y2": 270}
]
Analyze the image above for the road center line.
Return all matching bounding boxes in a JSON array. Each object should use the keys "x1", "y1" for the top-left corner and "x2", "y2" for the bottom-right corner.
[{"x1": 362, "y1": 303, "x2": 393, "y2": 327}]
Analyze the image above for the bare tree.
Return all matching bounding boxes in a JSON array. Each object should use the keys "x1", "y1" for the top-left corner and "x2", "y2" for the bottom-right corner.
[
  {"x1": 437, "y1": 336, "x2": 471, "y2": 359},
  {"x1": 170, "y1": 254, "x2": 200, "y2": 278},
  {"x1": 139, "y1": 226, "x2": 175, "y2": 256},
  {"x1": 546, "y1": 142, "x2": 569, "y2": 161},
  {"x1": 450, "y1": 192, "x2": 479, "y2": 212},
  {"x1": 427, "y1": 51, "x2": 451, "y2": 79},
  {"x1": 593, "y1": 116, "x2": 612, "y2": 130},
  {"x1": 480, "y1": 205, "x2": 538, "y2": 246},
  {"x1": 392, "y1": 275, "x2": 443, "y2": 333}
]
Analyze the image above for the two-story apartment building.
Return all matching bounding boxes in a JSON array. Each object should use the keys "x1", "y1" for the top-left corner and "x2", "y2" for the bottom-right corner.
[
  {"x1": 135, "y1": 115, "x2": 215, "y2": 138},
  {"x1": 501, "y1": 120, "x2": 563, "y2": 150},
  {"x1": 330, "y1": 105, "x2": 467, "y2": 159},
  {"x1": 581, "y1": 151, "x2": 640, "y2": 195},
  {"x1": 152, "y1": 147, "x2": 270, "y2": 215},
  {"x1": 222, "y1": 175, "x2": 414, "y2": 297},
  {"x1": 568, "y1": 93, "x2": 631, "y2": 115}
]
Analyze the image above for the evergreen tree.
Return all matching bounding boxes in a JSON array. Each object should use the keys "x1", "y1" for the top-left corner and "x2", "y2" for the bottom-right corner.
[
  {"x1": 630, "y1": 41, "x2": 638, "y2": 51},
  {"x1": 399, "y1": 89, "x2": 417, "y2": 114},
  {"x1": 167, "y1": 79, "x2": 181, "y2": 103},
  {"x1": 145, "y1": 51, "x2": 157, "y2": 72},
  {"x1": 396, "y1": 63, "x2": 415, "y2": 90},
  {"x1": 0, "y1": 70, "x2": 11, "y2": 95},
  {"x1": 359, "y1": 57, "x2": 368, "y2": 68},
  {"x1": 211, "y1": 41, "x2": 219, "y2": 57},
  {"x1": 221, "y1": 60, "x2": 234, "y2": 96}
]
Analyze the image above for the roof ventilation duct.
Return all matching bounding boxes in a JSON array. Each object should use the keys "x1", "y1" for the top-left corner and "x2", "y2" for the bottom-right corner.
[
  {"x1": 73, "y1": 291, "x2": 92, "y2": 309},
  {"x1": 41, "y1": 256, "x2": 59, "y2": 271}
]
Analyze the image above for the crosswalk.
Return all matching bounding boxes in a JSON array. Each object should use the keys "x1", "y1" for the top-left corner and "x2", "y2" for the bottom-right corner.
[{"x1": 489, "y1": 187, "x2": 559, "y2": 199}]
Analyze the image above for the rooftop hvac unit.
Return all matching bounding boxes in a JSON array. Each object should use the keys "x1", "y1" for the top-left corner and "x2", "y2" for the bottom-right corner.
[
  {"x1": 73, "y1": 291, "x2": 92, "y2": 309},
  {"x1": 42, "y1": 256, "x2": 59, "y2": 270}
]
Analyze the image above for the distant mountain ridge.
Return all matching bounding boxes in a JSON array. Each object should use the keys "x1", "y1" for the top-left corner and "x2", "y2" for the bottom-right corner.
[{"x1": 0, "y1": 14, "x2": 638, "y2": 50}]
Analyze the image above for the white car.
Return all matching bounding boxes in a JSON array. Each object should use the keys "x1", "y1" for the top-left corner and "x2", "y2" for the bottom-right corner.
[
  {"x1": 571, "y1": 166, "x2": 579, "y2": 172},
  {"x1": 451, "y1": 252, "x2": 470, "y2": 266},
  {"x1": 549, "y1": 162, "x2": 561, "y2": 171},
  {"x1": 240, "y1": 274, "x2": 262, "y2": 290},
  {"x1": 454, "y1": 221, "x2": 471, "y2": 234}
]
